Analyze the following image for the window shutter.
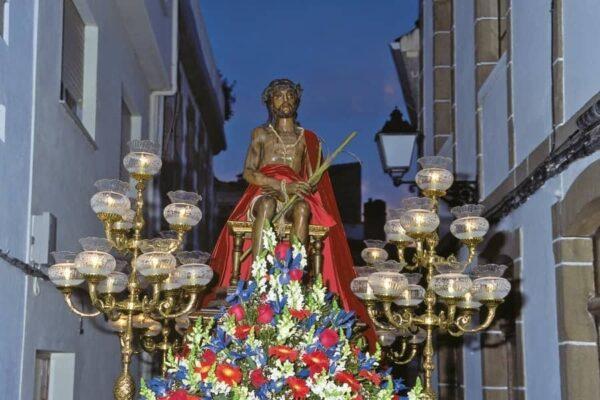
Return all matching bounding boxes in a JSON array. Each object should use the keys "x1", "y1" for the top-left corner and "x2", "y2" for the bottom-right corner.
[{"x1": 61, "y1": 0, "x2": 85, "y2": 112}]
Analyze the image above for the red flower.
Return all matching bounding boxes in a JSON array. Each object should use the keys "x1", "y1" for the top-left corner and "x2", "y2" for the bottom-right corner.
[
  {"x1": 257, "y1": 303, "x2": 274, "y2": 324},
  {"x1": 353, "y1": 396, "x2": 364, "y2": 400},
  {"x1": 275, "y1": 241, "x2": 291, "y2": 260},
  {"x1": 335, "y1": 371, "x2": 361, "y2": 391},
  {"x1": 194, "y1": 350, "x2": 216, "y2": 379},
  {"x1": 269, "y1": 345, "x2": 299, "y2": 362},
  {"x1": 289, "y1": 268, "x2": 303, "y2": 281},
  {"x1": 319, "y1": 328, "x2": 339, "y2": 348},
  {"x1": 228, "y1": 304, "x2": 245, "y2": 321},
  {"x1": 250, "y1": 368, "x2": 268, "y2": 388},
  {"x1": 289, "y1": 308, "x2": 311, "y2": 320},
  {"x1": 287, "y1": 376, "x2": 310, "y2": 399},
  {"x1": 215, "y1": 363, "x2": 243, "y2": 386},
  {"x1": 302, "y1": 350, "x2": 330, "y2": 375},
  {"x1": 161, "y1": 389, "x2": 200, "y2": 400},
  {"x1": 358, "y1": 369, "x2": 381, "y2": 386},
  {"x1": 235, "y1": 325, "x2": 253, "y2": 340}
]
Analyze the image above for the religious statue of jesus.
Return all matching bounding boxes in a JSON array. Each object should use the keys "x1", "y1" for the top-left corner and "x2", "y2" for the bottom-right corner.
[{"x1": 207, "y1": 79, "x2": 368, "y2": 321}]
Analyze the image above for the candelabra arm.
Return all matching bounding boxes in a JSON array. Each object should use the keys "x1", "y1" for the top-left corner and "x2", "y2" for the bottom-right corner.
[
  {"x1": 365, "y1": 301, "x2": 393, "y2": 330},
  {"x1": 382, "y1": 301, "x2": 411, "y2": 329},
  {"x1": 391, "y1": 344, "x2": 419, "y2": 365},
  {"x1": 456, "y1": 301, "x2": 501, "y2": 333},
  {"x1": 142, "y1": 284, "x2": 162, "y2": 314},
  {"x1": 158, "y1": 290, "x2": 199, "y2": 319},
  {"x1": 87, "y1": 283, "x2": 116, "y2": 314},
  {"x1": 62, "y1": 291, "x2": 101, "y2": 317}
]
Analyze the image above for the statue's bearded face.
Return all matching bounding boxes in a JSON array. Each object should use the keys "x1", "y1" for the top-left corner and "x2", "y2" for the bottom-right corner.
[{"x1": 269, "y1": 86, "x2": 299, "y2": 118}]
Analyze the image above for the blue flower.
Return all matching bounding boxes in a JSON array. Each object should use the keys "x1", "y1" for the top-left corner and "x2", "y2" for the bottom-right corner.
[{"x1": 147, "y1": 377, "x2": 169, "y2": 397}]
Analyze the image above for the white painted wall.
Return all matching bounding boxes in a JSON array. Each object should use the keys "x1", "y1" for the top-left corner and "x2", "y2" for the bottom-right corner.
[
  {"x1": 453, "y1": 0, "x2": 477, "y2": 181},
  {"x1": 478, "y1": 55, "x2": 509, "y2": 197},
  {"x1": 0, "y1": 1, "x2": 174, "y2": 399},
  {"x1": 511, "y1": 0, "x2": 552, "y2": 165},
  {"x1": 563, "y1": 0, "x2": 600, "y2": 120}
]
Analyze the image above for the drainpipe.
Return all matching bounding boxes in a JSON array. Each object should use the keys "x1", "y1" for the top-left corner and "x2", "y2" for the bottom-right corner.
[
  {"x1": 149, "y1": 0, "x2": 179, "y2": 147},
  {"x1": 147, "y1": 0, "x2": 179, "y2": 231}
]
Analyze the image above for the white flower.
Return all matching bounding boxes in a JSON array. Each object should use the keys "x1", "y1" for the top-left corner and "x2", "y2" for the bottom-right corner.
[
  {"x1": 211, "y1": 381, "x2": 232, "y2": 395},
  {"x1": 308, "y1": 372, "x2": 352, "y2": 399}
]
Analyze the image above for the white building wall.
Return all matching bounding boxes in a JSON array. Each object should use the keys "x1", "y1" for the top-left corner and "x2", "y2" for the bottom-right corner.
[
  {"x1": 0, "y1": 1, "x2": 35, "y2": 398},
  {"x1": 453, "y1": 0, "x2": 477, "y2": 181},
  {"x1": 0, "y1": 1, "x2": 175, "y2": 399},
  {"x1": 563, "y1": 0, "x2": 600, "y2": 119},
  {"x1": 511, "y1": 0, "x2": 553, "y2": 165},
  {"x1": 478, "y1": 55, "x2": 509, "y2": 197}
]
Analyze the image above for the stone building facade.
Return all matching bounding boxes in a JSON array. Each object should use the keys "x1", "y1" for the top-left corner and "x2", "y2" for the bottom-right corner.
[
  {"x1": 394, "y1": 1, "x2": 600, "y2": 399},
  {"x1": 0, "y1": 1, "x2": 225, "y2": 399}
]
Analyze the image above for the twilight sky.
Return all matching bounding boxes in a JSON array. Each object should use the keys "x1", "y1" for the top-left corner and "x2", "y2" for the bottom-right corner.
[{"x1": 201, "y1": 0, "x2": 419, "y2": 208}]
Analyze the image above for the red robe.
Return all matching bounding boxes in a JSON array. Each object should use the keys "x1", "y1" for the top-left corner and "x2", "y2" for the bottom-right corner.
[{"x1": 207, "y1": 129, "x2": 372, "y2": 340}]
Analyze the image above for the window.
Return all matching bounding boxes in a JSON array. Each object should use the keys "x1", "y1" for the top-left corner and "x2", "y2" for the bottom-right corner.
[
  {"x1": 34, "y1": 351, "x2": 76, "y2": 400},
  {"x1": 60, "y1": 0, "x2": 85, "y2": 119},
  {"x1": 120, "y1": 100, "x2": 132, "y2": 180}
]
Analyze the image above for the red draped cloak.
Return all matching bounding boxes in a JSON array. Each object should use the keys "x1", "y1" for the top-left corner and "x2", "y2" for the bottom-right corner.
[{"x1": 206, "y1": 129, "x2": 373, "y2": 341}]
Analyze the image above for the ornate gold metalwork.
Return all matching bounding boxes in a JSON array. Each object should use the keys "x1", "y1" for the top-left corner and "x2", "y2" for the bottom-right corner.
[
  {"x1": 364, "y1": 191, "x2": 505, "y2": 399},
  {"x1": 58, "y1": 176, "x2": 205, "y2": 400}
]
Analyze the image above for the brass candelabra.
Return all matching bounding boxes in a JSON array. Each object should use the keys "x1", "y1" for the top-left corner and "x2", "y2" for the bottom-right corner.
[
  {"x1": 47, "y1": 140, "x2": 213, "y2": 400},
  {"x1": 351, "y1": 156, "x2": 511, "y2": 400}
]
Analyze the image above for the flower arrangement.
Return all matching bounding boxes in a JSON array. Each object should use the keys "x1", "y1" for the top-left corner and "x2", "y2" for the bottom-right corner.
[{"x1": 140, "y1": 227, "x2": 409, "y2": 399}]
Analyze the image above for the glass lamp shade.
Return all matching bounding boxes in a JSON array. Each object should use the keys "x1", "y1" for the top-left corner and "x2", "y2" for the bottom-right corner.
[
  {"x1": 49, "y1": 263, "x2": 84, "y2": 287},
  {"x1": 90, "y1": 179, "x2": 131, "y2": 216},
  {"x1": 135, "y1": 252, "x2": 176, "y2": 278},
  {"x1": 175, "y1": 250, "x2": 211, "y2": 265},
  {"x1": 430, "y1": 273, "x2": 472, "y2": 298},
  {"x1": 450, "y1": 205, "x2": 489, "y2": 240},
  {"x1": 113, "y1": 209, "x2": 135, "y2": 230},
  {"x1": 409, "y1": 328, "x2": 427, "y2": 344},
  {"x1": 471, "y1": 264, "x2": 508, "y2": 278},
  {"x1": 404, "y1": 273, "x2": 422, "y2": 285},
  {"x1": 376, "y1": 330, "x2": 398, "y2": 347},
  {"x1": 434, "y1": 260, "x2": 468, "y2": 274},
  {"x1": 97, "y1": 271, "x2": 128, "y2": 294},
  {"x1": 353, "y1": 266, "x2": 377, "y2": 277},
  {"x1": 373, "y1": 260, "x2": 404, "y2": 270},
  {"x1": 368, "y1": 271, "x2": 408, "y2": 299},
  {"x1": 472, "y1": 277, "x2": 511, "y2": 301},
  {"x1": 400, "y1": 197, "x2": 439, "y2": 235},
  {"x1": 51, "y1": 251, "x2": 77, "y2": 264},
  {"x1": 161, "y1": 272, "x2": 183, "y2": 291},
  {"x1": 384, "y1": 210, "x2": 414, "y2": 242},
  {"x1": 75, "y1": 238, "x2": 116, "y2": 277},
  {"x1": 457, "y1": 289, "x2": 482, "y2": 310},
  {"x1": 363, "y1": 239, "x2": 386, "y2": 248},
  {"x1": 416, "y1": 156, "x2": 454, "y2": 193},
  {"x1": 361, "y1": 240, "x2": 388, "y2": 265},
  {"x1": 139, "y1": 238, "x2": 179, "y2": 254},
  {"x1": 350, "y1": 277, "x2": 375, "y2": 300},
  {"x1": 164, "y1": 203, "x2": 202, "y2": 227},
  {"x1": 175, "y1": 316, "x2": 190, "y2": 335},
  {"x1": 174, "y1": 264, "x2": 213, "y2": 287},
  {"x1": 123, "y1": 140, "x2": 162, "y2": 177},
  {"x1": 394, "y1": 284, "x2": 426, "y2": 307}
]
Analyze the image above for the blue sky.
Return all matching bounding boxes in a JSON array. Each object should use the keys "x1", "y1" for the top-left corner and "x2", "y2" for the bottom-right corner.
[{"x1": 201, "y1": 0, "x2": 419, "y2": 208}]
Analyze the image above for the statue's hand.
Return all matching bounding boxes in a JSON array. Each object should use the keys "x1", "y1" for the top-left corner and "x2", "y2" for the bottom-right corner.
[
  {"x1": 261, "y1": 185, "x2": 286, "y2": 202},
  {"x1": 287, "y1": 181, "x2": 312, "y2": 198}
]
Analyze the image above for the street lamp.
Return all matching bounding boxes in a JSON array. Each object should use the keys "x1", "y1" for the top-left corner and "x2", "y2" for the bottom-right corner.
[{"x1": 375, "y1": 107, "x2": 420, "y2": 186}]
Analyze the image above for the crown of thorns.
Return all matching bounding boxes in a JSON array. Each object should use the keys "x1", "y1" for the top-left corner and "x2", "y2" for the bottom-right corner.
[{"x1": 261, "y1": 79, "x2": 303, "y2": 105}]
